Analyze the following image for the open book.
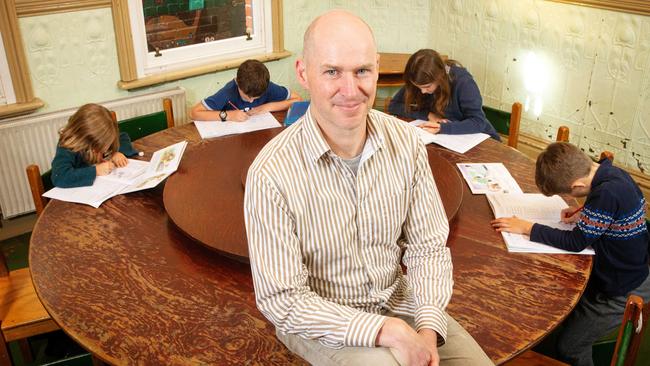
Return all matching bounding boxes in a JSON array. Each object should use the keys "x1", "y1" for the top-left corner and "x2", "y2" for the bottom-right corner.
[
  {"x1": 457, "y1": 163, "x2": 523, "y2": 194},
  {"x1": 194, "y1": 112, "x2": 282, "y2": 139},
  {"x1": 486, "y1": 193, "x2": 595, "y2": 255},
  {"x1": 408, "y1": 120, "x2": 490, "y2": 153},
  {"x1": 43, "y1": 141, "x2": 188, "y2": 208}
]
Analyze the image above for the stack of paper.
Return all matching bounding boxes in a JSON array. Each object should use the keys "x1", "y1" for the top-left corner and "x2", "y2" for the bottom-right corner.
[
  {"x1": 487, "y1": 193, "x2": 595, "y2": 255},
  {"x1": 43, "y1": 141, "x2": 188, "y2": 208},
  {"x1": 194, "y1": 112, "x2": 282, "y2": 139},
  {"x1": 408, "y1": 120, "x2": 490, "y2": 153},
  {"x1": 457, "y1": 163, "x2": 522, "y2": 194}
]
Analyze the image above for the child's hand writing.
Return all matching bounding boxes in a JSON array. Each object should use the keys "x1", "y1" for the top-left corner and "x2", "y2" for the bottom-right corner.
[
  {"x1": 490, "y1": 216, "x2": 533, "y2": 235},
  {"x1": 419, "y1": 121, "x2": 441, "y2": 134},
  {"x1": 247, "y1": 106, "x2": 266, "y2": 116},
  {"x1": 227, "y1": 110, "x2": 249, "y2": 122},
  {"x1": 111, "y1": 152, "x2": 128, "y2": 167},
  {"x1": 95, "y1": 161, "x2": 115, "y2": 176},
  {"x1": 561, "y1": 206, "x2": 582, "y2": 223}
]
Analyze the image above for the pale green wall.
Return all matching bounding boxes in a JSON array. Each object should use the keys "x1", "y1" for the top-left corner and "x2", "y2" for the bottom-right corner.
[
  {"x1": 17, "y1": 0, "x2": 650, "y2": 173},
  {"x1": 19, "y1": 1, "x2": 432, "y2": 116}
]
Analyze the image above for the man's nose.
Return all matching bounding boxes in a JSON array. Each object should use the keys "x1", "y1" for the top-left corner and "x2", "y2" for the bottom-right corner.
[{"x1": 339, "y1": 73, "x2": 360, "y2": 97}]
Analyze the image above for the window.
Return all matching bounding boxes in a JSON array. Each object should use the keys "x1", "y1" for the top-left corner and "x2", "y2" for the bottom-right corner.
[
  {"x1": 0, "y1": 0, "x2": 43, "y2": 118},
  {"x1": 113, "y1": 0, "x2": 288, "y2": 90}
]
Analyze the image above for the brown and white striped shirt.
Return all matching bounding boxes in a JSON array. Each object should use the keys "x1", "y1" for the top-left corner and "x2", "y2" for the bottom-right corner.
[{"x1": 244, "y1": 109, "x2": 452, "y2": 349}]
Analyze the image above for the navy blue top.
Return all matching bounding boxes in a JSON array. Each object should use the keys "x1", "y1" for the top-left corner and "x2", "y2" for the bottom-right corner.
[
  {"x1": 51, "y1": 132, "x2": 138, "y2": 188},
  {"x1": 202, "y1": 79, "x2": 290, "y2": 112},
  {"x1": 530, "y1": 159, "x2": 649, "y2": 297},
  {"x1": 388, "y1": 65, "x2": 500, "y2": 141}
]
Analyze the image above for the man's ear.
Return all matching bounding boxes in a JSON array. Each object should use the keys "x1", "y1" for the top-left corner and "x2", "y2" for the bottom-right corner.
[{"x1": 295, "y1": 58, "x2": 309, "y2": 90}]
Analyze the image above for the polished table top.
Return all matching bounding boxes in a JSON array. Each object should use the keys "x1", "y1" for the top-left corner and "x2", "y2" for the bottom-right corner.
[
  {"x1": 163, "y1": 127, "x2": 463, "y2": 259},
  {"x1": 30, "y1": 119, "x2": 592, "y2": 365}
]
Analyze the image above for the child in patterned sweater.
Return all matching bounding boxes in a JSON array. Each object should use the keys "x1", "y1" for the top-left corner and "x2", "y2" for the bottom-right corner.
[{"x1": 491, "y1": 142, "x2": 650, "y2": 366}]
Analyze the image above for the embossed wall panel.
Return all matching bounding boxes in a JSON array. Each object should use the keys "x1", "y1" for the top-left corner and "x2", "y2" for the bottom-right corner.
[{"x1": 431, "y1": 0, "x2": 650, "y2": 173}]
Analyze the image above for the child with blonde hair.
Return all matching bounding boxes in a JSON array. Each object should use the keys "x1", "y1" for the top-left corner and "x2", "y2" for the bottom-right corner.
[{"x1": 51, "y1": 103, "x2": 138, "y2": 188}]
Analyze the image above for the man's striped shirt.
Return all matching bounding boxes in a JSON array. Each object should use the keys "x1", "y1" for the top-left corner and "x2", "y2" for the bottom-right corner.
[{"x1": 244, "y1": 109, "x2": 452, "y2": 349}]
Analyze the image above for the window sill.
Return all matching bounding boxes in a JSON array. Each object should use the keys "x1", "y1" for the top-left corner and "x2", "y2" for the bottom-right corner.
[
  {"x1": 0, "y1": 98, "x2": 44, "y2": 119},
  {"x1": 118, "y1": 50, "x2": 292, "y2": 91}
]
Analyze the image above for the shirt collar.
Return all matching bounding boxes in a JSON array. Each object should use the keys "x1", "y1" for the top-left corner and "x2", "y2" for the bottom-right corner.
[{"x1": 301, "y1": 108, "x2": 386, "y2": 163}]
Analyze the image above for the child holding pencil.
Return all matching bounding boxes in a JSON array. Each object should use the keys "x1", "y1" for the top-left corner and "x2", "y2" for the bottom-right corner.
[
  {"x1": 190, "y1": 59, "x2": 300, "y2": 122},
  {"x1": 491, "y1": 142, "x2": 650, "y2": 366},
  {"x1": 51, "y1": 103, "x2": 139, "y2": 188}
]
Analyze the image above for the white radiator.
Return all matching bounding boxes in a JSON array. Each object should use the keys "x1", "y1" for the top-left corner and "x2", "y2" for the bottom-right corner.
[{"x1": 0, "y1": 87, "x2": 187, "y2": 218}]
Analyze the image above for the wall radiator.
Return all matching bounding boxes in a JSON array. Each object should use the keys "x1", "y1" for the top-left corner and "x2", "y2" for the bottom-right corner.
[{"x1": 0, "y1": 87, "x2": 188, "y2": 218}]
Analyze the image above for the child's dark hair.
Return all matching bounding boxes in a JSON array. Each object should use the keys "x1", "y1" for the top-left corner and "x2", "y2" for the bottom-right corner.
[
  {"x1": 58, "y1": 103, "x2": 119, "y2": 165},
  {"x1": 535, "y1": 142, "x2": 592, "y2": 196},
  {"x1": 236, "y1": 60, "x2": 270, "y2": 98},
  {"x1": 403, "y1": 49, "x2": 460, "y2": 117}
]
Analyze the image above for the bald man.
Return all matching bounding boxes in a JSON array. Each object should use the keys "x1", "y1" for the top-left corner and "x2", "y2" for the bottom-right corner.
[{"x1": 244, "y1": 10, "x2": 492, "y2": 366}]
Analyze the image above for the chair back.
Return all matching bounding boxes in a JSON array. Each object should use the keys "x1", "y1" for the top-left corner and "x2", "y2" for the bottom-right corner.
[
  {"x1": 556, "y1": 126, "x2": 570, "y2": 142},
  {"x1": 482, "y1": 102, "x2": 522, "y2": 148},
  {"x1": 611, "y1": 295, "x2": 646, "y2": 366},
  {"x1": 115, "y1": 98, "x2": 175, "y2": 141},
  {"x1": 26, "y1": 164, "x2": 52, "y2": 217}
]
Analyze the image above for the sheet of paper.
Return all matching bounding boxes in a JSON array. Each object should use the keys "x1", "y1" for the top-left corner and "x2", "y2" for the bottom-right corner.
[
  {"x1": 43, "y1": 141, "x2": 188, "y2": 208},
  {"x1": 456, "y1": 163, "x2": 523, "y2": 194},
  {"x1": 194, "y1": 112, "x2": 282, "y2": 139},
  {"x1": 408, "y1": 120, "x2": 490, "y2": 153},
  {"x1": 486, "y1": 193, "x2": 595, "y2": 255}
]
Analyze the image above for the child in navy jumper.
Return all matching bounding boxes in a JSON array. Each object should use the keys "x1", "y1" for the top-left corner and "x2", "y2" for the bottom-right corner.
[
  {"x1": 491, "y1": 142, "x2": 650, "y2": 366},
  {"x1": 51, "y1": 103, "x2": 139, "y2": 188},
  {"x1": 190, "y1": 59, "x2": 300, "y2": 122},
  {"x1": 388, "y1": 49, "x2": 499, "y2": 141}
]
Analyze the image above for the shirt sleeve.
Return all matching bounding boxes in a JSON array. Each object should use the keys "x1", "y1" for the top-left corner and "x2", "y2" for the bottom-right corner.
[
  {"x1": 51, "y1": 147, "x2": 96, "y2": 188},
  {"x1": 401, "y1": 139, "x2": 452, "y2": 345},
  {"x1": 118, "y1": 132, "x2": 139, "y2": 157},
  {"x1": 530, "y1": 188, "x2": 616, "y2": 251},
  {"x1": 264, "y1": 82, "x2": 291, "y2": 102},
  {"x1": 244, "y1": 169, "x2": 386, "y2": 349},
  {"x1": 388, "y1": 87, "x2": 429, "y2": 120},
  {"x1": 202, "y1": 83, "x2": 234, "y2": 111},
  {"x1": 438, "y1": 76, "x2": 501, "y2": 141}
]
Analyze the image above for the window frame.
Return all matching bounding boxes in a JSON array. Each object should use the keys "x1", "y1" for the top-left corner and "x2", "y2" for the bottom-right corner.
[
  {"x1": 111, "y1": 0, "x2": 289, "y2": 90},
  {"x1": 547, "y1": 0, "x2": 650, "y2": 16},
  {"x1": 0, "y1": 0, "x2": 43, "y2": 119}
]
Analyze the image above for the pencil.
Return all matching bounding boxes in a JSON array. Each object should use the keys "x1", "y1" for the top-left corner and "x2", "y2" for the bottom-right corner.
[
  {"x1": 565, "y1": 205, "x2": 584, "y2": 218},
  {"x1": 227, "y1": 101, "x2": 240, "y2": 110}
]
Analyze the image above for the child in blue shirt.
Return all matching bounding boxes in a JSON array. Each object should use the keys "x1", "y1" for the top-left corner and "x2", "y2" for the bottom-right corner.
[
  {"x1": 388, "y1": 49, "x2": 499, "y2": 140},
  {"x1": 190, "y1": 59, "x2": 300, "y2": 122},
  {"x1": 51, "y1": 103, "x2": 138, "y2": 188},
  {"x1": 491, "y1": 142, "x2": 650, "y2": 366}
]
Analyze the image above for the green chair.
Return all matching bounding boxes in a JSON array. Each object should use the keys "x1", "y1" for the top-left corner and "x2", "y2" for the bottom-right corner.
[
  {"x1": 482, "y1": 102, "x2": 522, "y2": 149},
  {"x1": 505, "y1": 294, "x2": 649, "y2": 366},
  {"x1": 112, "y1": 98, "x2": 175, "y2": 141}
]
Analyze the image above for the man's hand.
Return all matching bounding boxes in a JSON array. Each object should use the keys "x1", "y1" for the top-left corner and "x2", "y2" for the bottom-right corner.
[
  {"x1": 490, "y1": 216, "x2": 533, "y2": 235},
  {"x1": 418, "y1": 329, "x2": 440, "y2": 366},
  {"x1": 95, "y1": 161, "x2": 115, "y2": 176},
  {"x1": 110, "y1": 152, "x2": 128, "y2": 167},
  {"x1": 376, "y1": 317, "x2": 436, "y2": 366},
  {"x1": 226, "y1": 110, "x2": 249, "y2": 122}
]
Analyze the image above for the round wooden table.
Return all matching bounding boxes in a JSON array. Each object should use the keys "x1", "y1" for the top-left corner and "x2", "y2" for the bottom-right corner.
[
  {"x1": 162, "y1": 127, "x2": 464, "y2": 259},
  {"x1": 29, "y1": 122, "x2": 592, "y2": 365}
]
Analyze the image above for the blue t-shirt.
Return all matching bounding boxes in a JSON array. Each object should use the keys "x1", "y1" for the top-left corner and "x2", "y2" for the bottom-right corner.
[{"x1": 202, "y1": 79, "x2": 290, "y2": 111}]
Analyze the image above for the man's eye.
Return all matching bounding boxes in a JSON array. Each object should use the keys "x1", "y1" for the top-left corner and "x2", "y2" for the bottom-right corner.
[
  {"x1": 325, "y1": 70, "x2": 337, "y2": 76},
  {"x1": 357, "y1": 69, "x2": 370, "y2": 75}
]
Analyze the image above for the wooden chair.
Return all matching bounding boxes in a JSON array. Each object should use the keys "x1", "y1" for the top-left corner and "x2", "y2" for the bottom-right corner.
[
  {"x1": 556, "y1": 126, "x2": 570, "y2": 142},
  {"x1": 0, "y1": 251, "x2": 59, "y2": 365},
  {"x1": 26, "y1": 165, "x2": 52, "y2": 217},
  {"x1": 111, "y1": 98, "x2": 175, "y2": 141},
  {"x1": 482, "y1": 102, "x2": 522, "y2": 149},
  {"x1": 504, "y1": 294, "x2": 648, "y2": 366}
]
